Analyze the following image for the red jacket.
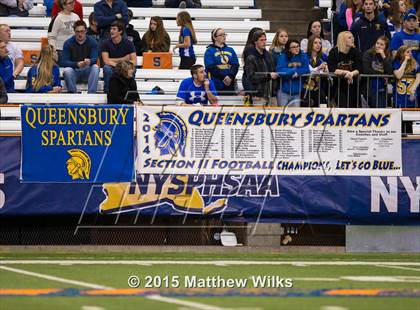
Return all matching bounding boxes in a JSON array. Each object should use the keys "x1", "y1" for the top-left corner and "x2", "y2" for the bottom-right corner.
[{"x1": 51, "y1": 0, "x2": 83, "y2": 21}]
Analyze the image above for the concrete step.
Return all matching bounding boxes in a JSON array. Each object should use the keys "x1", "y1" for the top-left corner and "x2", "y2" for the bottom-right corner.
[
  {"x1": 270, "y1": 20, "x2": 309, "y2": 34},
  {"x1": 256, "y1": 0, "x2": 315, "y2": 9},
  {"x1": 262, "y1": 8, "x2": 326, "y2": 21}
]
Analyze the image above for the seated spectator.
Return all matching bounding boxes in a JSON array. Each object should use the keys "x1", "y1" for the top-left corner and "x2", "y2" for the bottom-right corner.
[
  {"x1": 0, "y1": 0, "x2": 33, "y2": 17},
  {"x1": 52, "y1": 0, "x2": 83, "y2": 20},
  {"x1": 124, "y1": 0, "x2": 152, "y2": 7},
  {"x1": 0, "y1": 76, "x2": 7, "y2": 103},
  {"x1": 327, "y1": 31, "x2": 362, "y2": 107},
  {"x1": 393, "y1": 45, "x2": 420, "y2": 108},
  {"x1": 300, "y1": 20, "x2": 332, "y2": 55},
  {"x1": 165, "y1": 0, "x2": 201, "y2": 8},
  {"x1": 173, "y1": 11, "x2": 197, "y2": 69},
  {"x1": 61, "y1": 20, "x2": 100, "y2": 93},
  {"x1": 362, "y1": 35, "x2": 393, "y2": 108},
  {"x1": 244, "y1": 30, "x2": 278, "y2": 106},
  {"x1": 277, "y1": 40, "x2": 310, "y2": 107},
  {"x1": 26, "y1": 45, "x2": 62, "y2": 93},
  {"x1": 0, "y1": 39, "x2": 14, "y2": 92},
  {"x1": 0, "y1": 24, "x2": 24, "y2": 79},
  {"x1": 391, "y1": 9, "x2": 420, "y2": 58},
  {"x1": 87, "y1": 12, "x2": 100, "y2": 42},
  {"x1": 204, "y1": 28, "x2": 239, "y2": 95},
  {"x1": 176, "y1": 64, "x2": 218, "y2": 105},
  {"x1": 302, "y1": 35, "x2": 329, "y2": 107},
  {"x1": 108, "y1": 60, "x2": 141, "y2": 104},
  {"x1": 126, "y1": 9, "x2": 145, "y2": 56},
  {"x1": 94, "y1": 0, "x2": 129, "y2": 39},
  {"x1": 269, "y1": 28, "x2": 288, "y2": 69},
  {"x1": 101, "y1": 21, "x2": 136, "y2": 92},
  {"x1": 141, "y1": 16, "x2": 171, "y2": 53},
  {"x1": 48, "y1": 0, "x2": 80, "y2": 62}
]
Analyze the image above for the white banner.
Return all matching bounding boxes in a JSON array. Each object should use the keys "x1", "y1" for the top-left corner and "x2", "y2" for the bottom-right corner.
[{"x1": 136, "y1": 107, "x2": 402, "y2": 176}]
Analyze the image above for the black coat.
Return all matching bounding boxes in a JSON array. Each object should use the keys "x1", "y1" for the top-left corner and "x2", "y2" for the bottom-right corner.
[
  {"x1": 107, "y1": 73, "x2": 140, "y2": 104},
  {"x1": 244, "y1": 48, "x2": 278, "y2": 98}
]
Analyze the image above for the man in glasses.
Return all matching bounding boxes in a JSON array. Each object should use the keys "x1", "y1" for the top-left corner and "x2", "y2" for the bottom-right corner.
[{"x1": 61, "y1": 20, "x2": 100, "y2": 93}]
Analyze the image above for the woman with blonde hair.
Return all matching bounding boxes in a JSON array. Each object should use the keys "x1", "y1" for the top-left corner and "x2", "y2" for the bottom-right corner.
[
  {"x1": 393, "y1": 45, "x2": 420, "y2": 107},
  {"x1": 26, "y1": 44, "x2": 61, "y2": 93},
  {"x1": 142, "y1": 16, "x2": 171, "y2": 52},
  {"x1": 327, "y1": 31, "x2": 362, "y2": 107},
  {"x1": 107, "y1": 60, "x2": 141, "y2": 105},
  {"x1": 269, "y1": 28, "x2": 288, "y2": 68},
  {"x1": 173, "y1": 11, "x2": 197, "y2": 69}
]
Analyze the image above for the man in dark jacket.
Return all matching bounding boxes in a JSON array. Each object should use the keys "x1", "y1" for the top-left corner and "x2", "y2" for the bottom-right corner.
[
  {"x1": 126, "y1": 9, "x2": 145, "y2": 56},
  {"x1": 350, "y1": 0, "x2": 390, "y2": 53},
  {"x1": 244, "y1": 30, "x2": 278, "y2": 105},
  {"x1": 94, "y1": 0, "x2": 129, "y2": 39}
]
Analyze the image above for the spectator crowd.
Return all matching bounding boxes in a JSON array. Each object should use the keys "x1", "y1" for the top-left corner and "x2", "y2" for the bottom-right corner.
[{"x1": 0, "y1": 0, "x2": 419, "y2": 109}]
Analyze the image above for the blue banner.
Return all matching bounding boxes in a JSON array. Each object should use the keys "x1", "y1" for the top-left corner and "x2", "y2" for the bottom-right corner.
[
  {"x1": 0, "y1": 136, "x2": 418, "y2": 225},
  {"x1": 20, "y1": 105, "x2": 134, "y2": 183}
]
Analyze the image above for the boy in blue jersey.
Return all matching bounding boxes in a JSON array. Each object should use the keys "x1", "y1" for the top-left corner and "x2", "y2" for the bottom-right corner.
[
  {"x1": 176, "y1": 64, "x2": 218, "y2": 106},
  {"x1": 391, "y1": 10, "x2": 420, "y2": 59}
]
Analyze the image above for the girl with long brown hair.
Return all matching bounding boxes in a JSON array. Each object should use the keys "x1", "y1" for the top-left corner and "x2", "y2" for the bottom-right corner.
[
  {"x1": 173, "y1": 11, "x2": 197, "y2": 69},
  {"x1": 26, "y1": 44, "x2": 62, "y2": 93},
  {"x1": 393, "y1": 45, "x2": 420, "y2": 107},
  {"x1": 142, "y1": 16, "x2": 171, "y2": 52}
]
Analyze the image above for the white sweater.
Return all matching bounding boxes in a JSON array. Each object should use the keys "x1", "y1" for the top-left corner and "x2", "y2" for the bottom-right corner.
[{"x1": 48, "y1": 12, "x2": 80, "y2": 51}]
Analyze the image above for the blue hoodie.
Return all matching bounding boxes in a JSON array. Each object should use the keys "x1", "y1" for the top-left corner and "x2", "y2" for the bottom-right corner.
[
  {"x1": 277, "y1": 52, "x2": 309, "y2": 95},
  {"x1": 0, "y1": 56, "x2": 14, "y2": 92},
  {"x1": 204, "y1": 43, "x2": 239, "y2": 90}
]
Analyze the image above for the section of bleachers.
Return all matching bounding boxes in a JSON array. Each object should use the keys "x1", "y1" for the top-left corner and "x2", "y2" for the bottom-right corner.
[
  {"x1": 29, "y1": 7, "x2": 262, "y2": 20},
  {"x1": 2, "y1": 17, "x2": 269, "y2": 32}
]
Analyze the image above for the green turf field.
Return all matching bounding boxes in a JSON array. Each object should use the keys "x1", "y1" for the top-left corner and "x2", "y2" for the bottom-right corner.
[{"x1": 0, "y1": 252, "x2": 419, "y2": 310}]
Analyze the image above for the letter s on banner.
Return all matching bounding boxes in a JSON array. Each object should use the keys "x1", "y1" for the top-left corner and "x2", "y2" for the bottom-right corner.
[{"x1": 0, "y1": 173, "x2": 5, "y2": 208}]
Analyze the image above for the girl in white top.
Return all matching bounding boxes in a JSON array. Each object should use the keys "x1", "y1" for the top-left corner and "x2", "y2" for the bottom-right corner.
[
  {"x1": 300, "y1": 20, "x2": 332, "y2": 55},
  {"x1": 47, "y1": 0, "x2": 79, "y2": 62}
]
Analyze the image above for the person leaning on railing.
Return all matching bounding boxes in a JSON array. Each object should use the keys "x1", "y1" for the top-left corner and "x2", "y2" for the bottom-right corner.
[
  {"x1": 393, "y1": 45, "x2": 420, "y2": 108},
  {"x1": 244, "y1": 30, "x2": 278, "y2": 106},
  {"x1": 277, "y1": 40, "x2": 309, "y2": 107},
  {"x1": 362, "y1": 35, "x2": 393, "y2": 108},
  {"x1": 302, "y1": 35, "x2": 329, "y2": 107},
  {"x1": 327, "y1": 31, "x2": 362, "y2": 108}
]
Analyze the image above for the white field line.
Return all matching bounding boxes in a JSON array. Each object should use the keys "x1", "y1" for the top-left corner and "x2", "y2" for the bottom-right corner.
[
  {"x1": 147, "y1": 295, "x2": 225, "y2": 310},
  {"x1": 0, "y1": 266, "x2": 112, "y2": 289},
  {"x1": 0, "y1": 265, "x2": 226, "y2": 310},
  {"x1": 1, "y1": 260, "x2": 419, "y2": 266},
  {"x1": 373, "y1": 264, "x2": 420, "y2": 272}
]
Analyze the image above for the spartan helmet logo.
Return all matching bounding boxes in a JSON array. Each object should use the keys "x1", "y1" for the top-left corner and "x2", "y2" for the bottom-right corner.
[
  {"x1": 154, "y1": 112, "x2": 187, "y2": 157},
  {"x1": 221, "y1": 53, "x2": 229, "y2": 64},
  {"x1": 66, "y1": 149, "x2": 91, "y2": 180}
]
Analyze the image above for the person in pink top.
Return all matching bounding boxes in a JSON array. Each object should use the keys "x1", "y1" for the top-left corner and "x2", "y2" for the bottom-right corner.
[{"x1": 345, "y1": 0, "x2": 362, "y2": 29}]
